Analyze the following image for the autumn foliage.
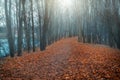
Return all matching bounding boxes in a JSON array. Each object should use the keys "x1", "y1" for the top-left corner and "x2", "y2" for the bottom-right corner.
[{"x1": 0, "y1": 37, "x2": 120, "y2": 80}]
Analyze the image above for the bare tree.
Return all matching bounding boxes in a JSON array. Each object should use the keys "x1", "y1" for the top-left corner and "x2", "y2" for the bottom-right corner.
[
  {"x1": 30, "y1": 0, "x2": 35, "y2": 52},
  {"x1": 5, "y1": 0, "x2": 15, "y2": 57},
  {"x1": 17, "y1": 0, "x2": 24, "y2": 56},
  {"x1": 40, "y1": 0, "x2": 50, "y2": 51}
]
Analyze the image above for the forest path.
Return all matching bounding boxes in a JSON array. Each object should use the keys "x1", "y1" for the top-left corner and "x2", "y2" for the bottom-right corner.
[
  {"x1": 34, "y1": 38, "x2": 73, "y2": 79},
  {"x1": 0, "y1": 37, "x2": 120, "y2": 80}
]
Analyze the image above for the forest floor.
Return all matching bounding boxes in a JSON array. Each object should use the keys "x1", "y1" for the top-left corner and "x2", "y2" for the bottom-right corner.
[{"x1": 0, "y1": 37, "x2": 120, "y2": 80}]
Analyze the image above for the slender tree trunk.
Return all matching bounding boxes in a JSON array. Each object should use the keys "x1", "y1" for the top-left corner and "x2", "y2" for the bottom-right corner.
[
  {"x1": 27, "y1": 12, "x2": 31, "y2": 52},
  {"x1": 36, "y1": 0, "x2": 42, "y2": 50},
  {"x1": 30, "y1": 0, "x2": 35, "y2": 52},
  {"x1": 5, "y1": 0, "x2": 15, "y2": 57},
  {"x1": 17, "y1": 0, "x2": 23, "y2": 56},
  {"x1": 40, "y1": 0, "x2": 49, "y2": 51}
]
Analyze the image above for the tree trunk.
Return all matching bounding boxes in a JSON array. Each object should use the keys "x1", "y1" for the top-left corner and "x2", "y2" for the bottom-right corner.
[
  {"x1": 5, "y1": 0, "x2": 15, "y2": 57},
  {"x1": 17, "y1": 0, "x2": 23, "y2": 56},
  {"x1": 40, "y1": 0, "x2": 49, "y2": 51},
  {"x1": 30, "y1": 0, "x2": 35, "y2": 52}
]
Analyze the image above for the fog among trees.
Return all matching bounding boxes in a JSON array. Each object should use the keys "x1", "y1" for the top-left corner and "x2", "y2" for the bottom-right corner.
[{"x1": 0, "y1": 0, "x2": 120, "y2": 57}]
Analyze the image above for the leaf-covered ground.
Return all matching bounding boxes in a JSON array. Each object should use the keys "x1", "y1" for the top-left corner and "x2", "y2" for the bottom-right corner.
[{"x1": 0, "y1": 37, "x2": 120, "y2": 80}]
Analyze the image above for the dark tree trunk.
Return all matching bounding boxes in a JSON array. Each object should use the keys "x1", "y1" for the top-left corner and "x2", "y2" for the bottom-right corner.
[
  {"x1": 17, "y1": 0, "x2": 23, "y2": 56},
  {"x1": 30, "y1": 0, "x2": 35, "y2": 52},
  {"x1": 40, "y1": 0, "x2": 49, "y2": 51},
  {"x1": 5, "y1": 0, "x2": 15, "y2": 57}
]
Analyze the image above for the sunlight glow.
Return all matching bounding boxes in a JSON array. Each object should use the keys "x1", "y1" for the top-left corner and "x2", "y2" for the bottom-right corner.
[{"x1": 58, "y1": 0, "x2": 73, "y2": 9}]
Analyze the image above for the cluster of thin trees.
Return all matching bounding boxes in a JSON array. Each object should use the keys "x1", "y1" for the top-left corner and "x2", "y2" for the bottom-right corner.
[
  {"x1": 5, "y1": 0, "x2": 52, "y2": 57},
  {"x1": 77, "y1": 0, "x2": 120, "y2": 49},
  {"x1": 3, "y1": 0, "x2": 120, "y2": 57}
]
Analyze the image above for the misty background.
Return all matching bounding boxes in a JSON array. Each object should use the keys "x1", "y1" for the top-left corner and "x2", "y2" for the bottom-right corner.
[{"x1": 0, "y1": 0, "x2": 120, "y2": 57}]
